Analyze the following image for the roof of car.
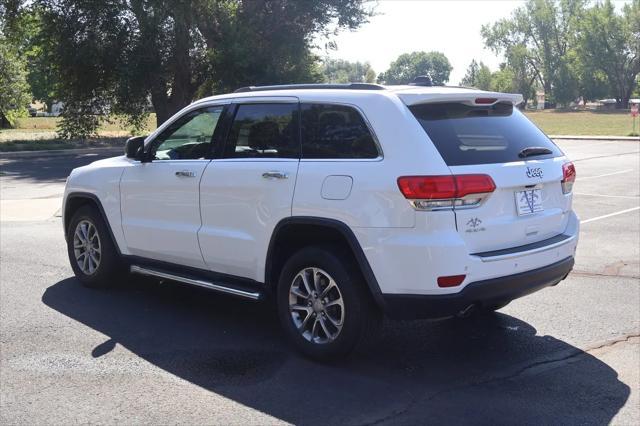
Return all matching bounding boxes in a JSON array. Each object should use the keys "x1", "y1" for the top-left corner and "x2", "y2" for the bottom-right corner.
[{"x1": 193, "y1": 84, "x2": 523, "y2": 106}]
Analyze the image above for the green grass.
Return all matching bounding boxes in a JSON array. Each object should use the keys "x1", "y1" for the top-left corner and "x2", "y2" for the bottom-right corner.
[
  {"x1": 0, "y1": 114, "x2": 157, "y2": 151},
  {"x1": 525, "y1": 110, "x2": 638, "y2": 137},
  {"x1": 12, "y1": 114, "x2": 157, "y2": 132}
]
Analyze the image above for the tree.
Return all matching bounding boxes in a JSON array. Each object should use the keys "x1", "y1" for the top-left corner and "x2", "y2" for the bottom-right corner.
[
  {"x1": 35, "y1": 0, "x2": 373, "y2": 137},
  {"x1": 577, "y1": 0, "x2": 640, "y2": 108},
  {"x1": 482, "y1": 0, "x2": 586, "y2": 105},
  {"x1": 460, "y1": 59, "x2": 492, "y2": 90},
  {"x1": 378, "y1": 51, "x2": 452, "y2": 85},
  {"x1": 0, "y1": 38, "x2": 31, "y2": 128},
  {"x1": 321, "y1": 58, "x2": 376, "y2": 83},
  {"x1": 503, "y1": 45, "x2": 538, "y2": 106},
  {"x1": 364, "y1": 67, "x2": 376, "y2": 83},
  {"x1": 489, "y1": 66, "x2": 515, "y2": 93},
  {"x1": 2, "y1": 6, "x2": 59, "y2": 112}
]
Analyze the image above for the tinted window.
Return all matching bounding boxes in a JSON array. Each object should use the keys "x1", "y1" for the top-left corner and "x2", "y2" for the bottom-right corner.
[
  {"x1": 409, "y1": 102, "x2": 562, "y2": 166},
  {"x1": 301, "y1": 104, "x2": 379, "y2": 159},
  {"x1": 225, "y1": 103, "x2": 299, "y2": 158},
  {"x1": 152, "y1": 106, "x2": 223, "y2": 160}
]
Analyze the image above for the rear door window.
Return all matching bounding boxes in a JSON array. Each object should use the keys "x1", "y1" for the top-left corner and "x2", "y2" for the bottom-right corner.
[
  {"x1": 224, "y1": 103, "x2": 299, "y2": 159},
  {"x1": 300, "y1": 103, "x2": 379, "y2": 159},
  {"x1": 409, "y1": 102, "x2": 562, "y2": 166}
]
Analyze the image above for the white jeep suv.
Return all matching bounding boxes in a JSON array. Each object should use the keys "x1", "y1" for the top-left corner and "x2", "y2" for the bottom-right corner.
[{"x1": 63, "y1": 81, "x2": 579, "y2": 360}]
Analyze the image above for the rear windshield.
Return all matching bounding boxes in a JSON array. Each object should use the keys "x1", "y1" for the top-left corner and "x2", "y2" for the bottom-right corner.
[{"x1": 409, "y1": 102, "x2": 562, "y2": 166}]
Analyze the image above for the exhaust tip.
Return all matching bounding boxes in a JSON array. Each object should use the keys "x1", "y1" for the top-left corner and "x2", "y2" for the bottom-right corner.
[{"x1": 456, "y1": 304, "x2": 477, "y2": 318}]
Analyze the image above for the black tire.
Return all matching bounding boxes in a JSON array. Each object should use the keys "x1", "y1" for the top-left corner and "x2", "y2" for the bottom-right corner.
[
  {"x1": 276, "y1": 245, "x2": 382, "y2": 361},
  {"x1": 66, "y1": 204, "x2": 125, "y2": 288}
]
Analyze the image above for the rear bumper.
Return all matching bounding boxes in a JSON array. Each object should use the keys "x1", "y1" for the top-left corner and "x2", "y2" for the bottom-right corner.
[{"x1": 382, "y1": 256, "x2": 574, "y2": 320}]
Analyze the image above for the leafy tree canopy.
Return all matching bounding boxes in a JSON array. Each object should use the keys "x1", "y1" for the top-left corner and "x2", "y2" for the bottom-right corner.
[
  {"x1": 378, "y1": 51, "x2": 452, "y2": 85},
  {"x1": 0, "y1": 37, "x2": 31, "y2": 127},
  {"x1": 24, "y1": 0, "x2": 373, "y2": 137},
  {"x1": 321, "y1": 58, "x2": 376, "y2": 83},
  {"x1": 577, "y1": 0, "x2": 639, "y2": 107},
  {"x1": 460, "y1": 59, "x2": 492, "y2": 90},
  {"x1": 2, "y1": 6, "x2": 59, "y2": 113},
  {"x1": 482, "y1": 0, "x2": 586, "y2": 105}
]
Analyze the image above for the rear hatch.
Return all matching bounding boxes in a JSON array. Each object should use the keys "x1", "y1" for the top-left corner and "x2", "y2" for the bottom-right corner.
[{"x1": 406, "y1": 96, "x2": 571, "y2": 254}]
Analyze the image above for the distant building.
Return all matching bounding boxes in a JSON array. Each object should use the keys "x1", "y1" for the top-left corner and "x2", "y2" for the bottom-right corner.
[
  {"x1": 28, "y1": 101, "x2": 64, "y2": 116},
  {"x1": 51, "y1": 102, "x2": 64, "y2": 116},
  {"x1": 535, "y1": 90, "x2": 545, "y2": 110},
  {"x1": 597, "y1": 99, "x2": 618, "y2": 110}
]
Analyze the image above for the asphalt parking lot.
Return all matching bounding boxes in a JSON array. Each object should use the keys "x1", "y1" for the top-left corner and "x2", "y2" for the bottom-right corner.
[{"x1": 1, "y1": 139, "x2": 639, "y2": 425}]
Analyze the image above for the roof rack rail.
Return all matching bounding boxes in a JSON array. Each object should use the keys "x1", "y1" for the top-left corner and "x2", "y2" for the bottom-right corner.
[{"x1": 234, "y1": 83, "x2": 386, "y2": 93}]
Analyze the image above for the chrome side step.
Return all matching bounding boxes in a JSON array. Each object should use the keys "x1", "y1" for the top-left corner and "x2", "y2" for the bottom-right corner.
[{"x1": 130, "y1": 265, "x2": 261, "y2": 300}]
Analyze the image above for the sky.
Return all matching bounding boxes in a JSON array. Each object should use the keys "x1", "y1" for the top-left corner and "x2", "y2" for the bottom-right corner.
[{"x1": 321, "y1": 0, "x2": 631, "y2": 85}]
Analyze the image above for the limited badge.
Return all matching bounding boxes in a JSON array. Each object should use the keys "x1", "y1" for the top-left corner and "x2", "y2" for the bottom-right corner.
[{"x1": 465, "y1": 217, "x2": 485, "y2": 233}]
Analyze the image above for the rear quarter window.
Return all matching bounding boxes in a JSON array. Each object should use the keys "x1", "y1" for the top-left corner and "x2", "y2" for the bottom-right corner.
[
  {"x1": 409, "y1": 102, "x2": 563, "y2": 166},
  {"x1": 301, "y1": 103, "x2": 379, "y2": 159}
]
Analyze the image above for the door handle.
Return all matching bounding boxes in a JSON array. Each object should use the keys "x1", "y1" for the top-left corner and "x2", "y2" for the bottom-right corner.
[
  {"x1": 262, "y1": 171, "x2": 289, "y2": 180},
  {"x1": 175, "y1": 170, "x2": 196, "y2": 178}
]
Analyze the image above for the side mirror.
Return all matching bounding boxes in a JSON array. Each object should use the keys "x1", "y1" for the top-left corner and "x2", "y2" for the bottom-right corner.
[{"x1": 125, "y1": 136, "x2": 146, "y2": 161}]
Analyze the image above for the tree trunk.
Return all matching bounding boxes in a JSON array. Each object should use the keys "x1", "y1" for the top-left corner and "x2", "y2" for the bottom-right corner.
[
  {"x1": 151, "y1": 89, "x2": 193, "y2": 128},
  {"x1": 151, "y1": 87, "x2": 170, "y2": 128},
  {"x1": 153, "y1": 103, "x2": 170, "y2": 128},
  {"x1": 543, "y1": 80, "x2": 552, "y2": 109},
  {"x1": 618, "y1": 85, "x2": 632, "y2": 110},
  {"x1": 0, "y1": 111, "x2": 9, "y2": 129},
  {"x1": 150, "y1": 4, "x2": 196, "y2": 128}
]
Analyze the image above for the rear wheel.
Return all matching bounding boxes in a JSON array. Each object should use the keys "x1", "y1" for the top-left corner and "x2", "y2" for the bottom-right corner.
[
  {"x1": 66, "y1": 204, "x2": 125, "y2": 288},
  {"x1": 277, "y1": 246, "x2": 381, "y2": 361}
]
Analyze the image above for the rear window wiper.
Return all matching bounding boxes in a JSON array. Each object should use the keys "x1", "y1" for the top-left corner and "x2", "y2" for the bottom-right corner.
[{"x1": 518, "y1": 146, "x2": 553, "y2": 158}]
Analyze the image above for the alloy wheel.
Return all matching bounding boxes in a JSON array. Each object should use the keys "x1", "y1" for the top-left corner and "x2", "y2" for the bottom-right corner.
[
  {"x1": 73, "y1": 220, "x2": 102, "y2": 275},
  {"x1": 289, "y1": 267, "x2": 345, "y2": 344}
]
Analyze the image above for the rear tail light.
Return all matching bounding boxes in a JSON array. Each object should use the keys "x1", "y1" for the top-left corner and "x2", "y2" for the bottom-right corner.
[
  {"x1": 397, "y1": 174, "x2": 495, "y2": 210},
  {"x1": 561, "y1": 162, "x2": 576, "y2": 194}
]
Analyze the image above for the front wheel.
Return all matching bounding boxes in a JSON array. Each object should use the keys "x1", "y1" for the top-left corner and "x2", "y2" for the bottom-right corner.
[
  {"x1": 66, "y1": 204, "x2": 125, "y2": 288},
  {"x1": 277, "y1": 246, "x2": 381, "y2": 361}
]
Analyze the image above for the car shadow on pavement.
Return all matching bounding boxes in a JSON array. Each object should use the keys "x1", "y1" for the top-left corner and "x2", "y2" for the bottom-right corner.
[{"x1": 42, "y1": 277, "x2": 630, "y2": 425}]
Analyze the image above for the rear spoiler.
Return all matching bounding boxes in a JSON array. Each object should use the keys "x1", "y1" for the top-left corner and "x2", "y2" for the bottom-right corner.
[{"x1": 397, "y1": 92, "x2": 524, "y2": 107}]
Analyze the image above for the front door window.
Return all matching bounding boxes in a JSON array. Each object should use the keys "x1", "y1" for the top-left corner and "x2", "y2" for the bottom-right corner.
[{"x1": 152, "y1": 106, "x2": 224, "y2": 160}]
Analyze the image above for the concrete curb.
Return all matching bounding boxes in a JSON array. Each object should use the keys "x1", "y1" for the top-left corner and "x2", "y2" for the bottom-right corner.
[
  {"x1": 0, "y1": 147, "x2": 123, "y2": 159},
  {"x1": 550, "y1": 135, "x2": 639, "y2": 141}
]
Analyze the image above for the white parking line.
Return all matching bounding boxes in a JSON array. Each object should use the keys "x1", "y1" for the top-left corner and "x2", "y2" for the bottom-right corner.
[
  {"x1": 578, "y1": 169, "x2": 634, "y2": 180},
  {"x1": 581, "y1": 207, "x2": 640, "y2": 224},
  {"x1": 574, "y1": 193, "x2": 639, "y2": 199}
]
